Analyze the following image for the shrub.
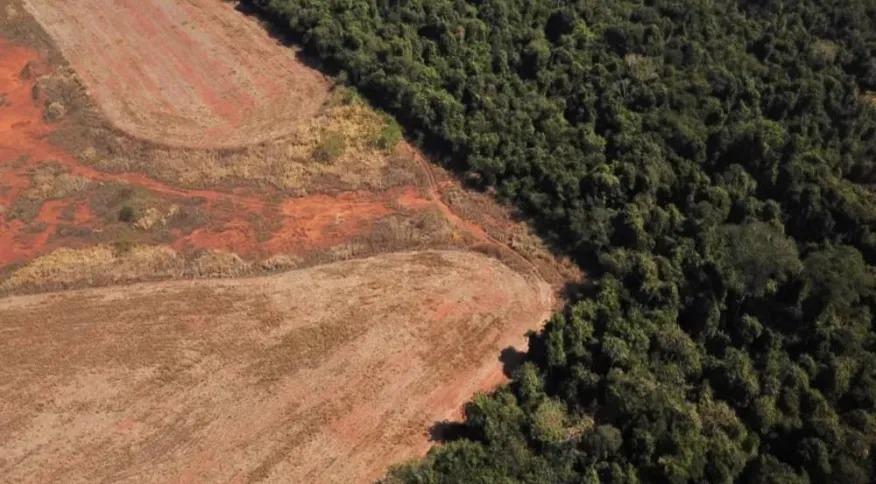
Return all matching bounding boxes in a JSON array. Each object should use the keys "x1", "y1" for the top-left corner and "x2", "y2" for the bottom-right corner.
[
  {"x1": 372, "y1": 117, "x2": 403, "y2": 151},
  {"x1": 312, "y1": 131, "x2": 346, "y2": 163},
  {"x1": 118, "y1": 205, "x2": 136, "y2": 223}
]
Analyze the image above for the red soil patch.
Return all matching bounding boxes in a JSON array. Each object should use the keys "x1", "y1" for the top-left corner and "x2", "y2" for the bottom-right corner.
[
  {"x1": 0, "y1": 39, "x2": 64, "y2": 263},
  {"x1": 22, "y1": 0, "x2": 330, "y2": 148},
  {"x1": 0, "y1": 39, "x2": 448, "y2": 268}
]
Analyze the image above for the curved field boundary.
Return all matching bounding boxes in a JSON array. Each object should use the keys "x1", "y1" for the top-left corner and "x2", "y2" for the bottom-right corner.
[
  {"x1": 0, "y1": 250, "x2": 552, "y2": 483},
  {"x1": 22, "y1": 0, "x2": 330, "y2": 148}
]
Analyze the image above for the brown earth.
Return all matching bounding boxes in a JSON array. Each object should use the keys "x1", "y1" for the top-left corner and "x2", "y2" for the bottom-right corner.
[
  {"x1": 22, "y1": 0, "x2": 330, "y2": 149},
  {"x1": 0, "y1": 250, "x2": 553, "y2": 483}
]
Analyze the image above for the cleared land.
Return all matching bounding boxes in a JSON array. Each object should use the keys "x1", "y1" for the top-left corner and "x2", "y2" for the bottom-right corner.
[
  {"x1": 22, "y1": 0, "x2": 329, "y2": 148},
  {"x1": 0, "y1": 250, "x2": 553, "y2": 483}
]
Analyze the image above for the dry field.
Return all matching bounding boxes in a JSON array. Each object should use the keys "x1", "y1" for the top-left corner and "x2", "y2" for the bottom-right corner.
[
  {"x1": 0, "y1": 1, "x2": 581, "y2": 482},
  {"x1": 0, "y1": 251, "x2": 553, "y2": 483},
  {"x1": 22, "y1": 0, "x2": 329, "y2": 149}
]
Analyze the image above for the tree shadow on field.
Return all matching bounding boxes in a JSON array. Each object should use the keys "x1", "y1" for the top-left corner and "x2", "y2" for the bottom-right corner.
[
  {"x1": 425, "y1": 347, "x2": 529, "y2": 443},
  {"x1": 499, "y1": 346, "x2": 527, "y2": 378},
  {"x1": 428, "y1": 420, "x2": 473, "y2": 443},
  {"x1": 234, "y1": 1, "x2": 334, "y2": 74}
]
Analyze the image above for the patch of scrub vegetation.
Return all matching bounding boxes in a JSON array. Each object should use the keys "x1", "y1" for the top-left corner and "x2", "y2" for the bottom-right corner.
[
  {"x1": 74, "y1": 88, "x2": 415, "y2": 193},
  {"x1": 371, "y1": 114, "x2": 403, "y2": 152},
  {"x1": 89, "y1": 183, "x2": 205, "y2": 238},
  {"x1": 0, "y1": 244, "x2": 257, "y2": 295},
  {"x1": 247, "y1": 0, "x2": 876, "y2": 482},
  {"x1": 312, "y1": 129, "x2": 346, "y2": 163},
  {"x1": 0, "y1": 244, "x2": 183, "y2": 294},
  {"x1": 6, "y1": 162, "x2": 89, "y2": 222}
]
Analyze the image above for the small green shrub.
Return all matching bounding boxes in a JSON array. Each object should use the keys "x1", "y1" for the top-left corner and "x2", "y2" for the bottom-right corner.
[
  {"x1": 313, "y1": 131, "x2": 346, "y2": 163},
  {"x1": 118, "y1": 205, "x2": 136, "y2": 223},
  {"x1": 373, "y1": 117, "x2": 403, "y2": 151}
]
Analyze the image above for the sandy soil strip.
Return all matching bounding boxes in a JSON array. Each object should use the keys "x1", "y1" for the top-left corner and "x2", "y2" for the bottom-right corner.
[{"x1": 0, "y1": 250, "x2": 553, "y2": 483}]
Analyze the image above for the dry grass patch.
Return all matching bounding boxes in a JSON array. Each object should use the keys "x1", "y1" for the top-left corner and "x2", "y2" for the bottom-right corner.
[
  {"x1": 7, "y1": 162, "x2": 89, "y2": 222},
  {"x1": 72, "y1": 92, "x2": 416, "y2": 193},
  {"x1": 191, "y1": 250, "x2": 250, "y2": 278},
  {"x1": 0, "y1": 244, "x2": 183, "y2": 294},
  {"x1": 367, "y1": 209, "x2": 456, "y2": 249},
  {"x1": 0, "y1": 244, "x2": 260, "y2": 295}
]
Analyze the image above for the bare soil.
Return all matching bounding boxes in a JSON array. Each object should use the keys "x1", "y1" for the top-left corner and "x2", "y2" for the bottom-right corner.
[
  {"x1": 22, "y1": 0, "x2": 330, "y2": 149},
  {"x1": 0, "y1": 250, "x2": 553, "y2": 483}
]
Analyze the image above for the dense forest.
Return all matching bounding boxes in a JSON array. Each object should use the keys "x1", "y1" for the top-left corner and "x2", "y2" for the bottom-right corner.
[{"x1": 243, "y1": 0, "x2": 876, "y2": 481}]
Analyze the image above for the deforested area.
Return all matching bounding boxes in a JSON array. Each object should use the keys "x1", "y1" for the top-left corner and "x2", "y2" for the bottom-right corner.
[
  {"x1": 0, "y1": 1, "x2": 580, "y2": 482},
  {"x1": 244, "y1": 0, "x2": 876, "y2": 482}
]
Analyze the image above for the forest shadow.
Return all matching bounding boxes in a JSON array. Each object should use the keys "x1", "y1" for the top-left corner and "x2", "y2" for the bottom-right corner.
[
  {"x1": 428, "y1": 420, "x2": 475, "y2": 443},
  {"x1": 499, "y1": 346, "x2": 527, "y2": 377},
  {"x1": 235, "y1": 1, "x2": 333, "y2": 74},
  {"x1": 425, "y1": 347, "x2": 527, "y2": 443}
]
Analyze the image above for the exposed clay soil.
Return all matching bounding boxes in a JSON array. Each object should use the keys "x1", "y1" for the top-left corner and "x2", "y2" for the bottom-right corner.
[
  {"x1": 22, "y1": 0, "x2": 330, "y2": 149},
  {"x1": 0, "y1": 250, "x2": 553, "y2": 483}
]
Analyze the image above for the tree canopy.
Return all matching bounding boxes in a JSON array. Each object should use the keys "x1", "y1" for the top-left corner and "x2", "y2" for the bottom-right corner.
[{"x1": 245, "y1": 0, "x2": 876, "y2": 481}]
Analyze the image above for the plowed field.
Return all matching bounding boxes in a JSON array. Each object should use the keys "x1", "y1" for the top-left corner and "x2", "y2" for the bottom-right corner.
[
  {"x1": 23, "y1": 0, "x2": 329, "y2": 148},
  {"x1": 0, "y1": 251, "x2": 553, "y2": 483}
]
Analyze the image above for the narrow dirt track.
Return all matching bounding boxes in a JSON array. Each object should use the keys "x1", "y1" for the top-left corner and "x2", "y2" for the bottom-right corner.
[
  {"x1": 22, "y1": 0, "x2": 329, "y2": 149},
  {"x1": 0, "y1": 250, "x2": 553, "y2": 483}
]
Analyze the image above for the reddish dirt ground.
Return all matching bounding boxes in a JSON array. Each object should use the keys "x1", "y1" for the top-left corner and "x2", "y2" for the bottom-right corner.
[
  {"x1": 22, "y1": 0, "x2": 330, "y2": 149},
  {"x1": 0, "y1": 251, "x2": 554, "y2": 483},
  {"x1": 0, "y1": 39, "x2": 451, "y2": 269},
  {"x1": 0, "y1": 39, "x2": 57, "y2": 262}
]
